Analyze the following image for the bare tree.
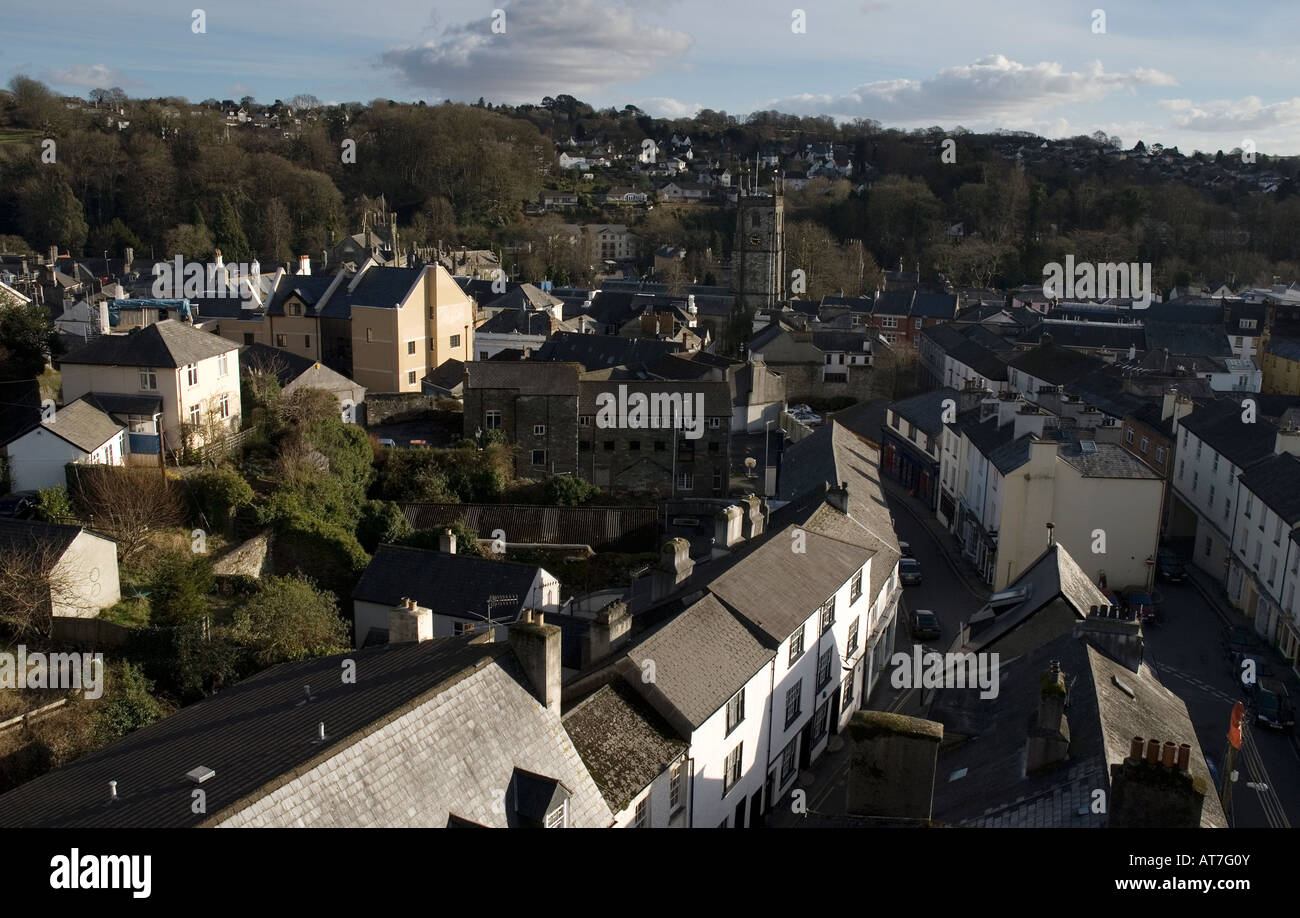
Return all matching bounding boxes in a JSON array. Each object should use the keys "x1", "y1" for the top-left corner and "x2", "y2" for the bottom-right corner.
[
  {"x1": 70, "y1": 467, "x2": 184, "y2": 564},
  {"x1": 0, "y1": 537, "x2": 86, "y2": 639}
]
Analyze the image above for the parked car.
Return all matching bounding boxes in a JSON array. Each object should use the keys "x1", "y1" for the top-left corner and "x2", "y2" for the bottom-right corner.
[
  {"x1": 899, "y1": 557, "x2": 922, "y2": 586},
  {"x1": 1230, "y1": 652, "x2": 1273, "y2": 692},
  {"x1": 899, "y1": 541, "x2": 914, "y2": 558},
  {"x1": 377, "y1": 438, "x2": 396, "y2": 448},
  {"x1": 0, "y1": 491, "x2": 37, "y2": 520},
  {"x1": 910, "y1": 609, "x2": 941, "y2": 641},
  {"x1": 1223, "y1": 625, "x2": 1262, "y2": 659},
  {"x1": 1122, "y1": 588, "x2": 1157, "y2": 624},
  {"x1": 1155, "y1": 548, "x2": 1186, "y2": 583},
  {"x1": 1255, "y1": 679, "x2": 1295, "y2": 731}
]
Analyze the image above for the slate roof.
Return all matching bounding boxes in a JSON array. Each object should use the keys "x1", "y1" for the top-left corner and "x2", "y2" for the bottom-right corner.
[
  {"x1": 0, "y1": 636, "x2": 614, "y2": 828},
  {"x1": 889, "y1": 388, "x2": 959, "y2": 437},
  {"x1": 622, "y1": 594, "x2": 775, "y2": 730},
  {"x1": 60, "y1": 320, "x2": 236, "y2": 368},
  {"x1": 1226, "y1": 302, "x2": 1266, "y2": 336},
  {"x1": 563, "y1": 681, "x2": 687, "y2": 814},
  {"x1": 318, "y1": 266, "x2": 423, "y2": 319},
  {"x1": 956, "y1": 413, "x2": 1032, "y2": 474},
  {"x1": 465, "y1": 361, "x2": 580, "y2": 396},
  {"x1": 265, "y1": 274, "x2": 336, "y2": 317},
  {"x1": 949, "y1": 339, "x2": 1009, "y2": 379},
  {"x1": 873, "y1": 289, "x2": 913, "y2": 316},
  {"x1": 829, "y1": 398, "x2": 889, "y2": 445},
  {"x1": 1238, "y1": 453, "x2": 1300, "y2": 524},
  {"x1": 78, "y1": 391, "x2": 163, "y2": 420},
  {"x1": 577, "y1": 378, "x2": 732, "y2": 416},
  {"x1": 710, "y1": 528, "x2": 873, "y2": 643},
  {"x1": 911, "y1": 292, "x2": 958, "y2": 319},
  {"x1": 1008, "y1": 343, "x2": 1103, "y2": 386},
  {"x1": 0, "y1": 379, "x2": 41, "y2": 447},
  {"x1": 1057, "y1": 441, "x2": 1160, "y2": 479},
  {"x1": 1267, "y1": 336, "x2": 1300, "y2": 362},
  {"x1": 812, "y1": 330, "x2": 872, "y2": 353},
  {"x1": 353, "y1": 545, "x2": 544, "y2": 623},
  {"x1": 425, "y1": 358, "x2": 466, "y2": 393},
  {"x1": 239, "y1": 342, "x2": 317, "y2": 385},
  {"x1": 932, "y1": 630, "x2": 1224, "y2": 828},
  {"x1": 533, "y1": 332, "x2": 681, "y2": 371},
  {"x1": 1020, "y1": 320, "x2": 1144, "y2": 352},
  {"x1": 0, "y1": 518, "x2": 92, "y2": 559},
  {"x1": 1178, "y1": 400, "x2": 1278, "y2": 470},
  {"x1": 40, "y1": 398, "x2": 123, "y2": 452},
  {"x1": 1143, "y1": 319, "x2": 1231, "y2": 357}
]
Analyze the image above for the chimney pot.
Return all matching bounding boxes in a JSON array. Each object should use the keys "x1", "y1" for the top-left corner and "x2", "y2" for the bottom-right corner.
[
  {"x1": 1177, "y1": 743, "x2": 1191, "y2": 772},
  {"x1": 1161, "y1": 741, "x2": 1177, "y2": 767},
  {"x1": 1129, "y1": 736, "x2": 1145, "y2": 760},
  {"x1": 1145, "y1": 738, "x2": 1161, "y2": 763}
]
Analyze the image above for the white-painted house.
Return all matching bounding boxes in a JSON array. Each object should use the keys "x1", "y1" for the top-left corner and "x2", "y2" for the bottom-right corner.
[{"x1": 6, "y1": 398, "x2": 126, "y2": 492}]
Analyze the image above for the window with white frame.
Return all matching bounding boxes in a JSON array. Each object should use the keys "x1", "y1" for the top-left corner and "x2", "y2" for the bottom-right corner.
[
  {"x1": 811, "y1": 700, "x2": 829, "y2": 741},
  {"x1": 1125, "y1": 427, "x2": 1134, "y2": 444},
  {"x1": 676, "y1": 471, "x2": 693, "y2": 490},
  {"x1": 669, "y1": 762, "x2": 684, "y2": 812},
  {"x1": 841, "y1": 674, "x2": 855, "y2": 710},
  {"x1": 634, "y1": 797, "x2": 649, "y2": 828},
  {"x1": 139, "y1": 368, "x2": 157, "y2": 390},
  {"x1": 849, "y1": 569, "x2": 862, "y2": 603},
  {"x1": 218, "y1": 394, "x2": 230, "y2": 419},
  {"x1": 218, "y1": 353, "x2": 229, "y2": 377},
  {"x1": 188, "y1": 404, "x2": 201, "y2": 426},
  {"x1": 818, "y1": 597, "x2": 835, "y2": 633},
  {"x1": 881, "y1": 316, "x2": 898, "y2": 329},
  {"x1": 485, "y1": 410, "x2": 502, "y2": 430},
  {"x1": 1139, "y1": 436, "x2": 1149, "y2": 453},
  {"x1": 789, "y1": 625, "x2": 805, "y2": 664},
  {"x1": 534, "y1": 424, "x2": 546, "y2": 436},
  {"x1": 847, "y1": 616, "x2": 860, "y2": 657},
  {"x1": 1155, "y1": 446, "x2": 1166, "y2": 464},
  {"x1": 186, "y1": 364, "x2": 198, "y2": 387},
  {"x1": 545, "y1": 800, "x2": 568, "y2": 828}
]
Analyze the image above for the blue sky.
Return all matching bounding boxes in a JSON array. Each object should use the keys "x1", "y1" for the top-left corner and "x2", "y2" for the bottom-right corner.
[{"x1": 8, "y1": 0, "x2": 1300, "y2": 154}]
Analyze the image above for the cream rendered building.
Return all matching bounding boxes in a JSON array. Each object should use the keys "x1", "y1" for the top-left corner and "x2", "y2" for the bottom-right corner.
[{"x1": 59, "y1": 320, "x2": 241, "y2": 451}]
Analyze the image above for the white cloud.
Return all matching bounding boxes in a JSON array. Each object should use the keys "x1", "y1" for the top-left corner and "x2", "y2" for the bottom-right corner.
[
  {"x1": 633, "y1": 97, "x2": 702, "y2": 119},
  {"x1": 1161, "y1": 95, "x2": 1300, "y2": 132},
  {"x1": 41, "y1": 63, "x2": 142, "y2": 89},
  {"x1": 766, "y1": 55, "x2": 1177, "y2": 123},
  {"x1": 380, "y1": 0, "x2": 692, "y2": 103}
]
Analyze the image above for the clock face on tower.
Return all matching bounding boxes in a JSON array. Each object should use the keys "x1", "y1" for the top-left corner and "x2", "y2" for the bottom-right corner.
[{"x1": 748, "y1": 234, "x2": 762, "y2": 246}]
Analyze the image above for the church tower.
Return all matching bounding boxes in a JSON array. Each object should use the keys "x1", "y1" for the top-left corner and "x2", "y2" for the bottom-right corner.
[{"x1": 732, "y1": 169, "x2": 785, "y2": 314}]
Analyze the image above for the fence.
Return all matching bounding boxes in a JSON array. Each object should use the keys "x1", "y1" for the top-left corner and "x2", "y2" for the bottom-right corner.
[{"x1": 50, "y1": 616, "x2": 130, "y2": 648}]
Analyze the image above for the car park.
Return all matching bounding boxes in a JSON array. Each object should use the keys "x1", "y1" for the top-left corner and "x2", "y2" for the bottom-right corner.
[
  {"x1": 910, "y1": 609, "x2": 941, "y2": 641},
  {"x1": 899, "y1": 557, "x2": 922, "y2": 586}
]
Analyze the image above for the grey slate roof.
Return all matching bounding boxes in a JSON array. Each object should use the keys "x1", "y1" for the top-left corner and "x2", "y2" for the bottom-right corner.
[
  {"x1": 1057, "y1": 441, "x2": 1160, "y2": 479},
  {"x1": 1179, "y1": 399, "x2": 1278, "y2": 470},
  {"x1": 1143, "y1": 319, "x2": 1231, "y2": 357},
  {"x1": 622, "y1": 594, "x2": 775, "y2": 730},
  {"x1": 889, "y1": 388, "x2": 959, "y2": 437},
  {"x1": 563, "y1": 681, "x2": 687, "y2": 814},
  {"x1": 465, "y1": 360, "x2": 580, "y2": 396},
  {"x1": 956, "y1": 413, "x2": 1032, "y2": 474},
  {"x1": 353, "y1": 545, "x2": 543, "y2": 624},
  {"x1": 1008, "y1": 343, "x2": 1104, "y2": 386},
  {"x1": 829, "y1": 398, "x2": 889, "y2": 445},
  {"x1": 0, "y1": 635, "x2": 613, "y2": 828},
  {"x1": 932, "y1": 631, "x2": 1225, "y2": 828},
  {"x1": 710, "y1": 528, "x2": 873, "y2": 643},
  {"x1": 398, "y1": 503, "x2": 658, "y2": 552},
  {"x1": 1268, "y1": 336, "x2": 1300, "y2": 362},
  {"x1": 60, "y1": 319, "x2": 236, "y2": 368},
  {"x1": 533, "y1": 332, "x2": 682, "y2": 371},
  {"x1": 43, "y1": 398, "x2": 123, "y2": 452},
  {"x1": 0, "y1": 518, "x2": 91, "y2": 560},
  {"x1": 1238, "y1": 453, "x2": 1300, "y2": 524}
]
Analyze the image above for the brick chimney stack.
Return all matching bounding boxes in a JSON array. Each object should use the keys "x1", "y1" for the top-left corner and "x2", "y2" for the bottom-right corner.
[
  {"x1": 1109, "y1": 735, "x2": 1206, "y2": 828},
  {"x1": 1026, "y1": 660, "x2": 1070, "y2": 772},
  {"x1": 388, "y1": 597, "x2": 433, "y2": 644}
]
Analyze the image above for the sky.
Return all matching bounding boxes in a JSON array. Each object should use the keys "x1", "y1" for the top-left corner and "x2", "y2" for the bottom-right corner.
[{"x1": 7, "y1": 0, "x2": 1300, "y2": 155}]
